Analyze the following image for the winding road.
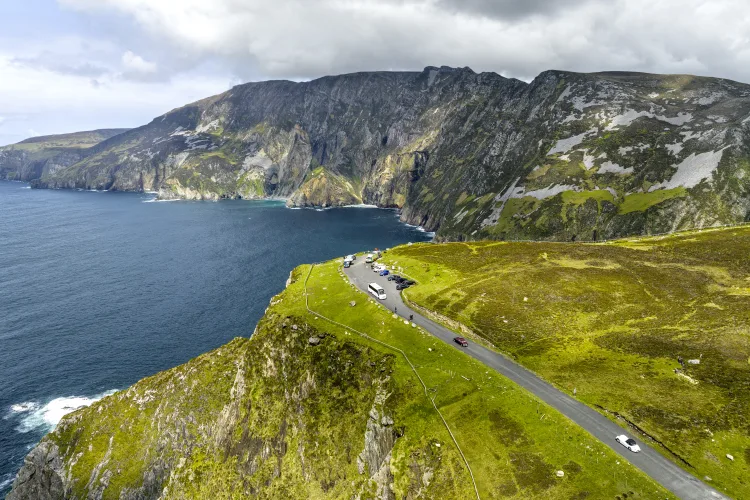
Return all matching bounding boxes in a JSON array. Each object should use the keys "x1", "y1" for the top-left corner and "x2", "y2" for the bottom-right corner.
[{"x1": 344, "y1": 259, "x2": 727, "y2": 500}]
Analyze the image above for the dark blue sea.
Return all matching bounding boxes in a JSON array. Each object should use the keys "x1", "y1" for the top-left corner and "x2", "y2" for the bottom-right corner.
[{"x1": 0, "y1": 180, "x2": 432, "y2": 494}]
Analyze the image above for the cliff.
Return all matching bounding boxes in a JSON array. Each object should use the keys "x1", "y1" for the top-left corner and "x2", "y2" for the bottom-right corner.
[
  {"x1": 3, "y1": 67, "x2": 750, "y2": 240},
  {"x1": 6, "y1": 262, "x2": 670, "y2": 499},
  {"x1": 0, "y1": 130, "x2": 129, "y2": 183}
]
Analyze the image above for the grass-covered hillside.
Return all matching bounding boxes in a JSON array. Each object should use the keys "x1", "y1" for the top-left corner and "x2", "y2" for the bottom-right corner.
[
  {"x1": 8, "y1": 261, "x2": 670, "y2": 499},
  {"x1": 386, "y1": 225, "x2": 750, "y2": 498}
]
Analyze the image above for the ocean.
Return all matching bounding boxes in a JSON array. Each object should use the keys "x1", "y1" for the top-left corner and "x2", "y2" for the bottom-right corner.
[{"x1": 0, "y1": 181, "x2": 432, "y2": 494}]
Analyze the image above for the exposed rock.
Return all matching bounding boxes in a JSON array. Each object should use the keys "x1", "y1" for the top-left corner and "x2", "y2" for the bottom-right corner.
[
  {"x1": 6, "y1": 313, "x2": 429, "y2": 499},
  {"x1": 357, "y1": 386, "x2": 397, "y2": 499},
  {"x1": 6, "y1": 68, "x2": 750, "y2": 241},
  {"x1": 308, "y1": 336, "x2": 321, "y2": 346},
  {"x1": 6, "y1": 441, "x2": 66, "y2": 500}
]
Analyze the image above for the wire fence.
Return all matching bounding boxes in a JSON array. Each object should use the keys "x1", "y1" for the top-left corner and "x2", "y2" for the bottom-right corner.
[{"x1": 303, "y1": 264, "x2": 481, "y2": 500}]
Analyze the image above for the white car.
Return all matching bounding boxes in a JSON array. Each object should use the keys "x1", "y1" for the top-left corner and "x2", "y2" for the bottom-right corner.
[
  {"x1": 616, "y1": 434, "x2": 641, "y2": 453},
  {"x1": 373, "y1": 264, "x2": 386, "y2": 272}
]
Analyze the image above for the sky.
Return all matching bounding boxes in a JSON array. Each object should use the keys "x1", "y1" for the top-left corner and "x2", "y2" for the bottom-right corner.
[{"x1": 1, "y1": 0, "x2": 750, "y2": 146}]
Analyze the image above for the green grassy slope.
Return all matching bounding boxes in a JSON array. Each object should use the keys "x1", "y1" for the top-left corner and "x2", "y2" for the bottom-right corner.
[
  {"x1": 12, "y1": 261, "x2": 671, "y2": 499},
  {"x1": 385, "y1": 225, "x2": 750, "y2": 498}
]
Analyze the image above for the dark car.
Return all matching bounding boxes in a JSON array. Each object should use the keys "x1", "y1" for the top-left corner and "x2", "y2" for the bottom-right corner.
[
  {"x1": 403, "y1": 280, "x2": 415, "y2": 286},
  {"x1": 394, "y1": 277, "x2": 407, "y2": 284},
  {"x1": 453, "y1": 337, "x2": 469, "y2": 347},
  {"x1": 396, "y1": 283, "x2": 410, "y2": 290},
  {"x1": 388, "y1": 274, "x2": 401, "y2": 282}
]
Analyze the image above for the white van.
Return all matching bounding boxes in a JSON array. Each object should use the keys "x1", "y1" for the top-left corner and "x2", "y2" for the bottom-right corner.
[
  {"x1": 368, "y1": 283, "x2": 387, "y2": 300},
  {"x1": 365, "y1": 253, "x2": 374, "y2": 263}
]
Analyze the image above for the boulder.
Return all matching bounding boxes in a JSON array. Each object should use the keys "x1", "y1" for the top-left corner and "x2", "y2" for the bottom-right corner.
[{"x1": 308, "y1": 336, "x2": 321, "y2": 346}]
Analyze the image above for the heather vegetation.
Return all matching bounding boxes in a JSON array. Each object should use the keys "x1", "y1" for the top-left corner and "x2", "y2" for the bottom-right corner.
[{"x1": 386, "y1": 226, "x2": 750, "y2": 498}]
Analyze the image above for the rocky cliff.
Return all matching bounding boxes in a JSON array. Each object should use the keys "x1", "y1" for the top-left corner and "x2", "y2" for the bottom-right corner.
[
  {"x1": 5, "y1": 272, "x2": 455, "y2": 499},
  {"x1": 4, "y1": 67, "x2": 750, "y2": 241},
  {"x1": 0, "y1": 130, "x2": 129, "y2": 183},
  {"x1": 6, "y1": 262, "x2": 677, "y2": 499}
]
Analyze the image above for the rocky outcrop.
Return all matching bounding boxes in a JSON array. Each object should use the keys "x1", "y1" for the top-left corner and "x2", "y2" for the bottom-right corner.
[
  {"x1": 357, "y1": 386, "x2": 397, "y2": 500},
  {"x1": 6, "y1": 441, "x2": 66, "y2": 500},
  {"x1": 6, "y1": 301, "x2": 445, "y2": 499},
  {"x1": 6, "y1": 68, "x2": 750, "y2": 240}
]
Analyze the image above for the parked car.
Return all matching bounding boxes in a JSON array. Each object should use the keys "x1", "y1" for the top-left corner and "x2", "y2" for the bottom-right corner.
[
  {"x1": 387, "y1": 274, "x2": 400, "y2": 281},
  {"x1": 379, "y1": 269, "x2": 390, "y2": 276},
  {"x1": 394, "y1": 277, "x2": 407, "y2": 284},
  {"x1": 373, "y1": 264, "x2": 386, "y2": 273},
  {"x1": 365, "y1": 254, "x2": 374, "y2": 263},
  {"x1": 615, "y1": 435, "x2": 641, "y2": 453},
  {"x1": 346, "y1": 254, "x2": 356, "y2": 261},
  {"x1": 396, "y1": 283, "x2": 410, "y2": 290},
  {"x1": 453, "y1": 337, "x2": 469, "y2": 347},
  {"x1": 343, "y1": 260, "x2": 351, "y2": 268},
  {"x1": 403, "y1": 280, "x2": 415, "y2": 286}
]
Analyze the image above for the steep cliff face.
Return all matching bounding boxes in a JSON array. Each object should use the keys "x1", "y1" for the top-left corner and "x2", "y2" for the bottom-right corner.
[
  {"x1": 5, "y1": 67, "x2": 750, "y2": 240},
  {"x1": 0, "y1": 130, "x2": 129, "y2": 183},
  {"x1": 5, "y1": 285, "x2": 454, "y2": 499}
]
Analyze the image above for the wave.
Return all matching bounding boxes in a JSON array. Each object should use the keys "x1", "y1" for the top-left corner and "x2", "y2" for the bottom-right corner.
[
  {"x1": 341, "y1": 204, "x2": 378, "y2": 209},
  {"x1": 142, "y1": 198, "x2": 180, "y2": 203},
  {"x1": 20, "y1": 186, "x2": 31, "y2": 189},
  {"x1": 7, "y1": 390, "x2": 118, "y2": 434},
  {"x1": 0, "y1": 474, "x2": 13, "y2": 492}
]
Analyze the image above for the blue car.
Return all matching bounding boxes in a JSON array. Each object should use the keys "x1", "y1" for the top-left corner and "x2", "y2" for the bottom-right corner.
[{"x1": 379, "y1": 269, "x2": 389, "y2": 276}]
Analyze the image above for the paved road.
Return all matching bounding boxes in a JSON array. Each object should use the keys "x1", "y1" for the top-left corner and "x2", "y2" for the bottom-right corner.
[{"x1": 345, "y1": 259, "x2": 727, "y2": 500}]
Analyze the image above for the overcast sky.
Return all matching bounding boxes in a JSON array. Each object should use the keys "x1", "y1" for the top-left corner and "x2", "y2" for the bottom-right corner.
[{"x1": 1, "y1": 0, "x2": 749, "y2": 145}]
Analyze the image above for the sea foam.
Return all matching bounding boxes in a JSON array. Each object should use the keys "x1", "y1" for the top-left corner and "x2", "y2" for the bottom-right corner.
[
  {"x1": 0, "y1": 474, "x2": 13, "y2": 492},
  {"x1": 8, "y1": 390, "x2": 117, "y2": 434}
]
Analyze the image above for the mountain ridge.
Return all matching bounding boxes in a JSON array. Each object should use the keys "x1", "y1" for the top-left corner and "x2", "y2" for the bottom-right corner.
[{"x1": 3, "y1": 66, "x2": 750, "y2": 241}]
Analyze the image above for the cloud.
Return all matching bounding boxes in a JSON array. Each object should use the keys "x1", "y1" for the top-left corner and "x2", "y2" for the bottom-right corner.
[
  {"x1": 0, "y1": 53, "x2": 231, "y2": 146},
  {"x1": 55, "y1": 0, "x2": 750, "y2": 85},
  {"x1": 12, "y1": 56, "x2": 109, "y2": 78},
  {"x1": 6, "y1": 36, "x2": 115, "y2": 79},
  {"x1": 435, "y1": 0, "x2": 593, "y2": 20},
  {"x1": 3, "y1": 0, "x2": 750, "y2": 145},
  {"x1": 121, "y1": 50, "x2": 158, "y2": 80}
]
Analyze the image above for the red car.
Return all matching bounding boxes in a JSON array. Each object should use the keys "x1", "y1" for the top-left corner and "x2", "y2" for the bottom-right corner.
[{"x1": 453, "y1": 337, "x2": 468, "y2": 347}]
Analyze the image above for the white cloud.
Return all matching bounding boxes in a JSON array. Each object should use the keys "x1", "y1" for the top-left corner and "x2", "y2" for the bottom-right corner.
[
  {"x1": 0, "y1": 52, "x2": 230, "y2": 146},
  {"x1": 56, "y1": 0, "x2": 750, "y2": 83},
  {"x1": 121, "y1": 50, "x2": 157, "y2": 75}
]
